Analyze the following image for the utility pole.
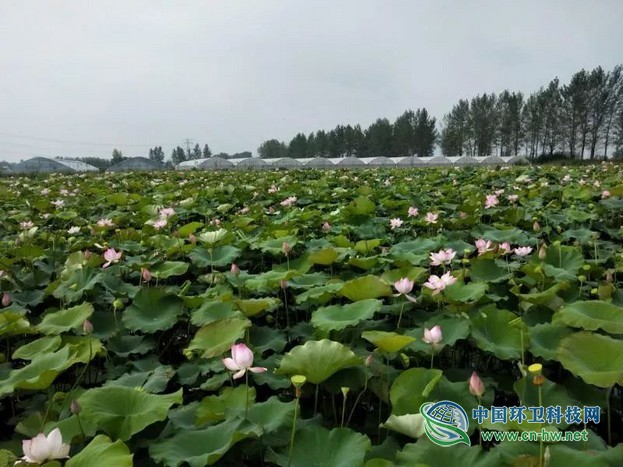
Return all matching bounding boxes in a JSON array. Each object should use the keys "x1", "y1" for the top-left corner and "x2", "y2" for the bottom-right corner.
[{"x1": 183, "y1": 139, "x2": 196, "y2": 158}]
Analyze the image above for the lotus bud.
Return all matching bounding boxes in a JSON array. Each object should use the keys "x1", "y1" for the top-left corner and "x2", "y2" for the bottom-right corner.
[
  {"x1": 605, "y1": 269, "x2": 614, "y2": 283},
  {"x1": 469, "y1": 371, "x2": 485, "y2": 397},
  {"x1": 280, "y1": 279, "x2": 287, "y2": 290},
  {"x1": 282, "y1": 242, "x2": 292, "y2": 255},
  {"x1": 70, "y1": 399, "x2": 82, "y2": 415},
  {"x1": 230, "y1": 263, "x2": 240, "y2": 276},
  {"x1": 83, "y1": 249, "x2": 92, "y2": 260},
  {"x1": 82, "y1": 319, "x2": 93, "y2": 335},
  {"x1": 533, "y1": 221, "x2": 540, "y2": 231},
  {"x1": 365, "y1": 354, "x2": 373, "y2": 367},
  {"x1": 189, "y1": 233, "x2": 197, "y2": 244},
  {"x1": 1, "y1": 293, "x2": 11, "y2": 307},
  {"x1": 538, "y1": 244, "x2": 547, "y2": 260},
  {"x1": 141, "y1": 268, "x2": 152, "y2": 282}
]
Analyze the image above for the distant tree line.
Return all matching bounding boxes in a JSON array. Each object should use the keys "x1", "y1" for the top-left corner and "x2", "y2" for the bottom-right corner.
[
  {"x1": 441, "y1": 65, "x2": 623, "y2": 160},
  {"x1": 257, "y1": 108, "x2": 438, "y2": 159},
  {"x1": 257, "y1": 64, "x2": 623, "y2": 161}
]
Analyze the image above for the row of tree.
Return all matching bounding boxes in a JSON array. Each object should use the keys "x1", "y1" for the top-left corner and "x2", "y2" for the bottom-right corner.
[
  {"x1": 441, "y1": 65, "x2": 623, "y2": 159},
  {"x1": 256, "y1": 65, "x2": 623, "y2": 161},
  {"x1": 257, "y1": 108, "x2": 438, "y2": 159}
]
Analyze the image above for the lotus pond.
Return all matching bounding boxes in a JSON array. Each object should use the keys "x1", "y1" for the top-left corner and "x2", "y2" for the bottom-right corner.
[{"x1": 0, "y1": 163, "x2": 622, "y2": 466}]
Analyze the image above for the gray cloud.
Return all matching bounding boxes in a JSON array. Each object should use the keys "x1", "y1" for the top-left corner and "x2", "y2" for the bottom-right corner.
[{"x1": 1, "y1": 0, "x2": 622, "y2": 162}]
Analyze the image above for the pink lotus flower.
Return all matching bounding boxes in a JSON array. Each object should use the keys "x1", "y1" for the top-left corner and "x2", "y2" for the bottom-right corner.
[
  {"x1": 280, "y1": 196, "x2": 297, "y2": 207},
  {"x1": 408, "y1": 206, "x2": 419, "y2": 217},
  {"x1": 390, "y1": 218, "x2": 403, "y2": 229},
  {"x1": 394, "y1": 277, "x2": 414, "y2": 295},
  {"x1": 189, "y1": 233, "x2": 197, "y2": 244},
  {"x1": 83, "y1": 320, "x2": 93, "y2": 334},
  {"x1": 533, "y1": 221, "x2": 541, "y2": 231},
  {"x1": 2, "y1": 293, "x2": 11, "y2": 307},
  {"x1": 498, "y1": 242, "x2": 512, "y2": 255},
  {"x1": 20, "y1": 221, "x2": 34, "y2": 230},
  {"x1": 423, "y1": 271, "x2": 456, "y2": 295},
  {"x1": 159, "y1": 207, "x2": 176, "y2": 217},
  {"x1": 423, "y1": 325, "x2": 442, "y2": 345},
  {"x1": 97, "y1": 218, "x2": 114, "y2": 228},
  {"x1": 429, "y1": 248, "x2": 456, "y2": 266},
  {"x1": 562, "y1": 175, "x2": 571, "y2": 183},
  {"x1": 141, "y1": 268, "x2": 152, "y2": 282},
  {"x1": 239, "y1": 206, "x2": 250, "y2": 214},
  {"x1": 514, "y1": 246, "x2": 533, "y2": 257},
  {"x1": 40, "y1": 188, "x2": 50, "y2": 196},
  {"x1": 102, "y1": 248, "x2": 122, "y2": 268},
  {"x1": 601, "y1": 190, "x2": 611, "y2": 199},
  {"x1": 475, "y1": 239, "x2": 494, "y2": 256},
  {"x1": 268, "y1": 184, "x2": 278, "y2": 193},
  {"x1": 21, "y1": 428, "x2": 70, "y2": 464},
  {"x1": 282, "y1": 242, "x2": 292, "y2": 255},
  {"x1": 484, "y1": 194, "x2": 499, "y2": 209},
  {"x1": 507, "y1": 194, "x2": 519, "y2": 203},
  {"x1": 51, "y1": 199, "x2": 65, "y2": 208},
  {"x1": 322, "y1": 221, "x2": 331, "y2": 231},
  {"x1": 469, "y1": 371, "x2": 485, "y2": 397},
  {"x1": 230, "y1": 263, "x2": 241, "y2": 276},
  {"x1": 424, "y1": 212, "x2": 438, "y2": 224},
  {"x1": 153, "y1": 218, "x2": 167, "y2": 230},
  {"x1": 222, "y1": 343, "x2": 267, "y2": 379},
  {"x1": 67, "y1": 226, "x2": 80, "y2": 235}
]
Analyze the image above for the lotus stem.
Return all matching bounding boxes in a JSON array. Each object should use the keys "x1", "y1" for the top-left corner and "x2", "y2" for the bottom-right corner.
[
  {"x1": 314, "y1": 384, "x2": 319, "y2": 416},
  {"x1": 397, "y1": 299, "x2": 405, "y2": 329},
  {"x1": 245, "y1": 371, "x2": 250, "y2": 419},
  {"x1": 430, "y1": 352, "x2": 434, "y2": 370},
  {"x1": 607, "y1": 386, "x2": 612, "y2": 446},
  {"x1": 341, "y1": 392, "x2": 347, "y2": 428},
  {"x1": 538, "y1": 384, "x2": 543, "y2": 467},
  {"x1": 288, "y1": 397, "x2": 299, "y2": 467},
  {"x1": 283, "y1": 288, "x2": 290, "y2": 328}
]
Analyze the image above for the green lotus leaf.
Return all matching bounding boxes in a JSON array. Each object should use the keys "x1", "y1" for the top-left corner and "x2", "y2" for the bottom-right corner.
[
  {"x1": 191, "y1": 300, "x2": 240, "y2": 326},
  {"x1": 66, "y1": 435, "x2": 133, "y2": 467},
  {"x1": 12, "y1": 336, "x2": 62, "y2": 360},
  {"x1": 177, "y1": 222, "x2": 204, "y2": 237},
  {"x1": 308, "y1": 248, "x2": 339, "y2": 265},
  {"x1": 513, "y1": 376, "x2": 578, "y2": 428},
  {"x1": 381, "y1": 414, "x2": 426, "y2": 439},
  {"x1": 543, "y1": 245, "x2": 584, "y2": 281},
  {"x1": 277, "y1": 339, "x2": 361, "y2": 384},
  {"x1": 78, "y1": 386, "x2": 182, "y2": 440},
  {"x1": 189, "y1": 245, "x2": 241, "y2": 267},
  {"x1": 295, "y1": 282, "x2": 343, "y2": 305},
  {"x1": 196, "y1": 385, "x2": 255, "y2": 425},
  {"x1": 552, "y1": 300, "x2": 623, "y2": 334},
  {"x1": 107, "y1": 335, "x2": 153, "y2": 357},
  {"x1": 150, "y1": 261, "x2": 189, "y2": 279},
  {"x1": 37, "y1": 303, "x2": 94, "y2": 335},
  {"x1": 340, "y1": 275, "x2": 392, "y2": 301},
  {"x1": 469, "y1": 258, "x2": 511, "y2": 283},
  {"x1": 246, "y1": 396, "x2": 296, "y2": 435},
  {"x1": 528, "y1": 323, "x2": 573, "y2": 361},
  {"x1": 311, "y1": 299, "x2": 382, "y2": 331},
  {"x1": 122, "y1": 288, "x2": 183, "y2": 333},
  {"x1": 444, "y1": 281, "x2": 488, "y2": 303},
  {"x1": 149, "y1": 417, "x2": 262, "y2": 467},
  {"x1": 52, "y1": 268, "x2": 101, "y2": 303},
  {"x1": 185, "y1": 318, "x2": 251, "y2": 359},
  {"x1": 406, "y1": 316, "x2": 470, "y2": 353},
  {"x1": 198, "y1": 228, "x2": 228, "y2": 245},
  {"x1": 235, "y1": 298, "x2": 280, "y2": 317},
  {"x1": 470, "y1": 306, "x2": 526, "y2": 360},
  {"x1": 362, "y1": 331, "x2": 415, "y2": 354},
  {"x1": 395, "y1": 438, "x2": 492, "y2": 467},
  {"x1": 0, "y1": 310, "x2": 31, "y2": 337},
  {"x1": 280, "y1": 426, "x2": 371, "y2": 467},
  {"x1": 557, "y1": 332, "x2": 623, "y2": 388},
  {"x1": 390, "y1": 368, "x2": 443, "y2": 415}
]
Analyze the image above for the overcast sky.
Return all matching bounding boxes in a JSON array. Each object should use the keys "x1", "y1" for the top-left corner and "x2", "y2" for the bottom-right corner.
[{"x1": 1, "y1": 1, "x2": 622, "y2": 162}]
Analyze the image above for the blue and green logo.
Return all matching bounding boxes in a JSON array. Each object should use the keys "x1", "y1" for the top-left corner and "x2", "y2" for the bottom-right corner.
[{"x1": 420, "y1": 400, "x2": 470, "y2": 447}]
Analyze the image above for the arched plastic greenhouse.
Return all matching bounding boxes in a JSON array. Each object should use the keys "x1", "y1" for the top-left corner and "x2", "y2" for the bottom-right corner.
[
  {"x1": 12, "y1": 157, "x2": 99, "y2": 174},
  {"x1": 107, "y1": 157, "x2": 164, "y2": 172}
]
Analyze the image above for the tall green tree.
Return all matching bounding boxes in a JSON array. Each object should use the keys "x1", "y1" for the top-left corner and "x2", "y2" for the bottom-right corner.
[
  {"x1": 561, "y1": 69, "x2": 589, "y2": 158},
  {"x1": 497, "y1": 91, "x2": 524, "y2": 157},
  {"x1": 470, "y1": 94, "x2": 498, "y2": 157},
  {"x1": 440, "y1": 100, "x2": 471, "y2": 157},
  {"x1": 365, "y1": 118, "x2": 393, "y2": 157},
  {"x1": 257, "y1": 139, "x2": 288, "y2": 159},
  {"x1": 111, "y1": 148, "x2": 124, "y2": 163},
  {"x1": 603, "y1": 65, "x2": 623, "y2": 159},
  {"x1": 413, "y1": 108, "x2": 437, "y2": 157},
  {"x1": 314, "y1": 130, "x2": 329, "y2": 157},
  {"x1": 539, "y1": 79, "x2": 563, "y2": 156},
  {"x1": 392, "y1": 110, "x2": 416, "y2": 156},
  {"x1": 203, "y1": 144, "x2": 212, "y2": 158},
  {"x1": 148, "y1": 146, "x2": 165, "y2": 163},
  {"x1": 171, "y1": 146, "x2": 186, "y2": 165},
  {"x1": 288, "y1": 133, "x2": 308, "y2": 158}
]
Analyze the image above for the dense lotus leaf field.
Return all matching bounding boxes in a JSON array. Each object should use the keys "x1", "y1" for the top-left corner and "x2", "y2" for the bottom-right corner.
[{"x1": 0, "y1": 163, "x2": 622, "y2": 466}]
